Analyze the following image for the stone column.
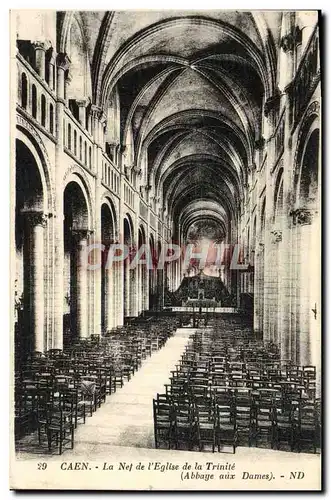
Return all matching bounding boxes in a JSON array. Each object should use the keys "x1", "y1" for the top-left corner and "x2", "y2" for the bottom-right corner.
[
  {"x1": 64, "y1": 72, "x2": 72, "y2": 105},
  {"x1": 73, "y1": 230, "x2": 90, "y2": 338},
  {"x1": 56, "y1": 53, "x2": 70, "y2": 101},
  {"x1": 48, "y1": 48, "x2": 56, "y2": 91},
  {"x1": 105, "y1": 262, "x2": 114, "y2": 331},
  {"x1": 124, "y1": 256, "x2": 130, "y2": 317},
  {"x1": 266, "y1": 229, "x2": 282, "y2": 344},
  {"x1": 77, "y1": 98, "x2": 90, "y2": 128},
  {"x1": 33, "y1": 41, "x2": 50, "y2": 80},
  {"x1": 254, "y1": 242, "x2": 264, "y2": 334},
  {"x1": 142, "y1": 261, "x2": 148, "y2": 312},
  {"x1": 117, "y1": 172, "x2": 125, "y2": 326},
  {"x1": 53, "y1": 53, "x2": 70, "y2": 350},
  {"x1": 91, "y1": 105, "x2": 103, "y2": 336},
  {"x1": 26, "y1": 211, "x2": 47, "y2": 353},
  {"x1": 292, "y1": 209, "x2": 320, "y2": 371}
]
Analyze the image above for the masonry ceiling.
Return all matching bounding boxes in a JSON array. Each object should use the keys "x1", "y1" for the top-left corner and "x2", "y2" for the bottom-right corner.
[{"x1": 59, "y1": 10, "x2": 281, "y2": 241}]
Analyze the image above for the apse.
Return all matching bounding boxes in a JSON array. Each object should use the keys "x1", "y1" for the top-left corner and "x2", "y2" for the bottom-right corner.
[{"x1": 186, "y1": 219, "x2": 225, "y2": 277}]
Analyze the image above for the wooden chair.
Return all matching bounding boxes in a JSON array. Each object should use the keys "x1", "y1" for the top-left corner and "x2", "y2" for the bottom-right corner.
[
  {"x1": 235, "y1": 405, "x2": 254, "y2": 447},
  {"x1": 153, "y1": 394, "x2": 176, "y2": 449},
  {"x1": 274, "y1": 405, "x2": 297, "y2": 451},
  {"x1": 38, "y1": 406, "x2": 75, "y2": 455},
  {"x1": 252, "y1": 405, "x2": 276, "y2": 449},
  {"x1": 173, "y1": 401, "x2": 197, "y2": 451},
  {"x1": 216, "y1": 404, "x2": 237, "y2": 453},
  {"x1": 297, "y1": 402, "x2": 321, "y2": 453},
  {"x1": 196, "y1": 402, "x2": 217, "y2": 452}
]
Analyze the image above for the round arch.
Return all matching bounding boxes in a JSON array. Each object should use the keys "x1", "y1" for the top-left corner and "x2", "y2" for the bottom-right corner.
[
  {"x1": 16, "y1": 126, "x2": 54, "y2": 214},
  {"x1": 123, "y1": 212, "x2": 134, "y2": 244},
  {"x1": 100, "y1": 195, "x2": 118, "y2": 237},
  {"x1": 63, "y1": 171, "x2": 94, "y2": 230},
  {"x1": 293, "y1": 101, "x2": 320, "y2": 202}
]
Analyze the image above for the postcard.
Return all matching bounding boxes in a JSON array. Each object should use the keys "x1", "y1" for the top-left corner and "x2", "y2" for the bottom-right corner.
[{"x1": 10, "y1": 9, "x2": 321, "y2": 491}]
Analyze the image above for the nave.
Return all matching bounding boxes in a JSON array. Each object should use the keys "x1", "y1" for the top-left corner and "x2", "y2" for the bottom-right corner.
[
  {"x1": 12, "y1": 11, "x2": 321, "y2": 480},
  {"x1": 15, "y1": 315, "x2": 320, "y2": 459}
]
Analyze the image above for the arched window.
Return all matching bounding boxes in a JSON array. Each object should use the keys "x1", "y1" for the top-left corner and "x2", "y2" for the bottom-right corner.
[
  {"x1": 31, "y1": 84, "x2": 37, "y2": 118},
  {"x1": 261, "y1": 197, "x2": 266, "y2": 231},
  {"x1": 41, "y1": 95, "x2": 46, "y2": 127},
  {"x1": 89, "y1": 146, "x2": 92, "y2": 168},
  {"x1": 84, "y1": 142, "x2": 87, "y2": 165},
  {"x1": 299, "y1": 129, "x2": 319, "y2": 205},
  {"x1": 49, "y1": 103, "x2": 54, "y2": 134},
  {"x1": 21, "y1": 73, "x2": 28, "y2": 109},
  {"x1": 79, "y1": 137, "x2": 82, "y2": 161},
  {"x1": 74, "y1": 130, "x2": 77, "y2": 155},
  {"x1": 274, "y1": 168, "x2": 284, "y2": 220},
  {"x1": 68, "y1": 123, "x2": 72, "y2": 150}
]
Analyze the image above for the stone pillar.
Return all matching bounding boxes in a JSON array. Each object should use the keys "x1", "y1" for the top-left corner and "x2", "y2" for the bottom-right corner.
[
  {"x1": 292, "y1": 209, "x2": 320, "y2": 372},
  {"x1": 77, "y1": 99, "x2": 89, "y2": 128},
  {"x1": 142, "y1": 261, "x2": 148, "y2": 312},
  {"x1": 26, "y1": 211, "x2": 47, "y2": 352},
  {"x1": 105, "y1": 262, "x2": 114, "y2": 331},
  {"x1": 33, "y1": 41, "x2": 49, "y2": 80},
  {"x1": 73, "y1": 230, "x2": 89, "y2": 338},
  {"x1": 137, "y1": 263, "x2": 142, "y2": 314},
  {"x1": 56, "y1": 53, "x2": 70, "y2": 100},
  {"x1": 53, "y1": 52, "x2": 70, "y2": 350},
  {"x1": 265, "y1": 229, "x2": 282, "y2": 344},
  {"x1": 254, "y1": 242, "x2": 264, "y2": 334},
  {"x1": 91, "y1": 105, "x2": 103, "y2": 336},
  {"x1": 115, "y1": 259, "x2": 124, "y2": 327},
  {"x1": 64, "y1": 73, "x2": 72, "y2": 105},
  {"x1": 124, "y1": 257, "x2": 130, "y2": 317},
  {"x1": 48, "y1": 49, "x2": 56, "y2": 91},
  {"x1": 157, "y1": 269, "x2": 164, "y2": 310}
]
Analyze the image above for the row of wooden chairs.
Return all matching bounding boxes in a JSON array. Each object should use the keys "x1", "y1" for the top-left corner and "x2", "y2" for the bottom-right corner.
[
  {"x1": 15, "y1": 317, "x2": 178, "y2": 454},
  {"x1": 153, "y1": 323, "x2": 320, "y2": 454},
  {"x1": 154, "y1": 391, "x2": 321, "y2": 454}
]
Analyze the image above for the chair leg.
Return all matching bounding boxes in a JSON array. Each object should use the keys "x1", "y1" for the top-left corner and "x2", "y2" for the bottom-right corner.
[
  {"x1": 47, "y1": 429, "x2": 52, "y2": 452},
  {"x1": 59, "y1": 431, "x2": 62, "y2": 455}
]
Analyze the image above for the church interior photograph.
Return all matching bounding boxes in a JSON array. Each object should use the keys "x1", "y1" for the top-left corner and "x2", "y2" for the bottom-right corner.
[{"x1": 12, "y1": 10, "x2": 321, "y2": 460}]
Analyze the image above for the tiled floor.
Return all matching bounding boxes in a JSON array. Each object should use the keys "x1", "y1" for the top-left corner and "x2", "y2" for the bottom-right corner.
[{"x1": 16, "y1": 327, "x2": 321, "y2": 466}]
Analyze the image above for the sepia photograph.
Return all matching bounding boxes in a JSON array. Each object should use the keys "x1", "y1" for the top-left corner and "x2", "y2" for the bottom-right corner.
[{"x1": 9, "y1": 9, "x2": 322, "y2": 490}]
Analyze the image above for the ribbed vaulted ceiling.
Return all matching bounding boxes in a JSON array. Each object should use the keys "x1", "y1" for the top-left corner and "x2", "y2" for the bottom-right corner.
[{"x1": 60, "y1": 11, "x2": 279, "y2": 244}]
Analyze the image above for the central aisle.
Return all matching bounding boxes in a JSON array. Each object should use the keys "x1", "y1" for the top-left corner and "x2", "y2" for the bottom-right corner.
[{"x1": 70, "y1": 327, "x2": 193, "y2": 454}]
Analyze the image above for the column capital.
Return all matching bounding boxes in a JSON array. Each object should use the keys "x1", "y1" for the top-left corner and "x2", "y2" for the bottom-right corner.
[
  {"x1": 271, "y1": 229, "x2": 282, "y2": 243},
  {"x1": 56, "y1": 52, "x2": 70, "y2": 71},
  {"x1": 90, "y1": 104, "x2": 103, "y2": 119},
  {"x1": 290, "y1": 208, "x2": 316, "y2": 226},
  {"x1": 72, "y1": 228, "x2": 94, "y2": 241},
  {"x1": 32, "y1": 39, "x2": 52, "y2": 52},
  {"x1": 76, "y1": 97, "x2": 91, "y2": 109},
  {"x1": 22, "y1": 210, "x2": 50, "y2": 227}
]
